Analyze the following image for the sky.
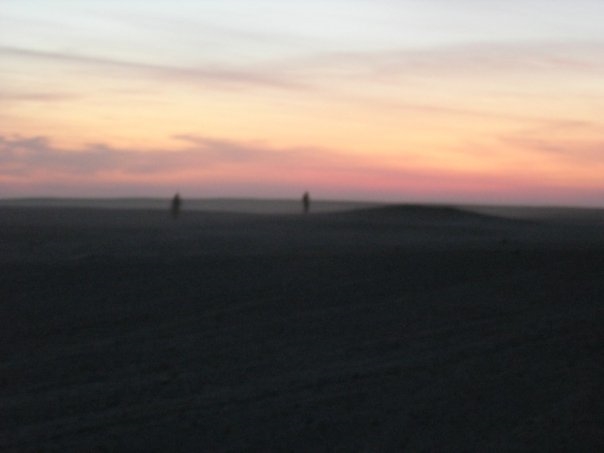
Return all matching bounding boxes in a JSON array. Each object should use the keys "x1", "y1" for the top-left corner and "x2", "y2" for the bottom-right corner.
[{"x1": 1, "y1": 0, "x2": 604, "y2": 205}]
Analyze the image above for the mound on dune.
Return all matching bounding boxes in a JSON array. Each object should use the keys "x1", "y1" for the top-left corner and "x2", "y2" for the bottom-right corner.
[{"x1": 343, "y1": 204, "x2": 505, "y2": 224}]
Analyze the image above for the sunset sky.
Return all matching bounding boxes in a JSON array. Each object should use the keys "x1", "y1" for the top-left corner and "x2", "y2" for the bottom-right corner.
[{"x1": 2, "y1": 0, "x2": 604, "y2": 205}]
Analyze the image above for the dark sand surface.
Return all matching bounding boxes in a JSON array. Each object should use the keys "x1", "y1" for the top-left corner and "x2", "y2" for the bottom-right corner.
[{"x1": 1, "y1": 205, "x2": 603, "y2": 451}]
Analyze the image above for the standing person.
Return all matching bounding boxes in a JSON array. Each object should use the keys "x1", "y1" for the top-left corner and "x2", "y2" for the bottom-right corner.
[
  {"x1": 171, "y1": 192, "x2": 181, "y2": 219},
  {"x1": 302, "y1": 191, "x2": 310, "y2": 214}
]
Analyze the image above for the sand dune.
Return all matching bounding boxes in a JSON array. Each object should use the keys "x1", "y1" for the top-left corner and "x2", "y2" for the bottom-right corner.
[
  {"x1": 339, "y1": 204, "x2": 513, "y2": 224},
  {"x1": 1, "y1": 204, "x2": 603, "y2": 450}
]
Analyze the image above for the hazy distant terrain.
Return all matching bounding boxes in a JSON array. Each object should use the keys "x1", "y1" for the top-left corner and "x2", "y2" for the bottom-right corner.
[
  {"x1": 0, "y1": 198, "x2": 379, "y2": 214},
  {"x1": 1, "y1": 203, "x2": 603, "y2": 450},
  {"x1": 3, "y1": 197, "x2": 604, "y2": 223}
]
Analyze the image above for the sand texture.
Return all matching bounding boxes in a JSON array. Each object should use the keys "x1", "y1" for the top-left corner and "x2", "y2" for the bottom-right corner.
[{"x1": 1, "y1": 205, "x2": 603, "y2": 451}]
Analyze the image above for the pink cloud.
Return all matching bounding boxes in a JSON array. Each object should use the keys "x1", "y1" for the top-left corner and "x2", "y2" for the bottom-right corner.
[{"x1": 2, "y1": 132, "x2": 604, "y2": 206}]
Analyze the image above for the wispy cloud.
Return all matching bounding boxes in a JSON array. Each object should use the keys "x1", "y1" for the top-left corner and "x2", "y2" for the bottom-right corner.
[
  {"x1": 0, "y1": 133, "x2": 353, "y2": 177},
  {"x1": 5, "y1": 39, "x2": 603, "y2": 97},
  {"x1": 499, "y1": 120, "x2": 604, "y2": 164},
  {"x1": 0, "y1": 132, "x2": 478, "y2": 192},
  {"x1": 3, "y1": 132, "x2": 602, "y2": 204},
  {"x1": 0, "y1": 133, "x2": 416, "y2": 198},
  {"x1": 171, "y1": 135, "x2": 349, "y2": 167},
  {"x1": 502, "y1": 136, "x2": 604, "y2": 164},
  {"x1": 0, "y1": 45, "x2": 306, "y2": 92},
  {"x1": 263, "y1": 39, "x2": 604, "y2": 121},
  {"x1": 0, "y1": 91, "x2": 77, "y2": 103},
  {"x1": 291, "y1": 40, "x2": 604, "y2": 79}
]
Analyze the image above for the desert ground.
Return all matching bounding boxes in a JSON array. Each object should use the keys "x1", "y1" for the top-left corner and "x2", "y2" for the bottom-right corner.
[{"x1": 1, "y1": 202, "x2": 603, "y2": 451}]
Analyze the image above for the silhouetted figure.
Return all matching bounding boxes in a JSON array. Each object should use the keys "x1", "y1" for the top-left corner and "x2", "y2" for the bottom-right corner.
[
  {"x1": 171, "y1": 193, "x2": 181, "y2": 219},
  {"x1": 302, "y1": 191, "x2": 310, "y2": 214}
]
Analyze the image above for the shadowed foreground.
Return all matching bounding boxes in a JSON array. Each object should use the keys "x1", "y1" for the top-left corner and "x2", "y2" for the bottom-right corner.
[{"x1": 1, "y1": 205, "x2": 603, "y2": 451}]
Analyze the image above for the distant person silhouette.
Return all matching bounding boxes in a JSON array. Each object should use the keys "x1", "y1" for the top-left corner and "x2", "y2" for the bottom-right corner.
[
  {"x1": 171, "y1": 193, "x2": 181, "y2": 219},
  {"x1": 302, "y1": 191, "x2": 310, "y2": 214}
]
